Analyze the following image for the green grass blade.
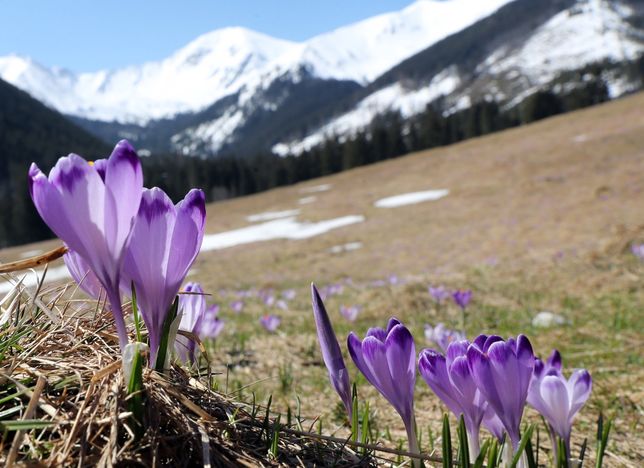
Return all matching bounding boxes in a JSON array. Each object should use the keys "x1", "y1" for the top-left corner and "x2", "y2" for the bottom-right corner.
[
  {"x1": 595, "y1": 415, "x2": 612, "y2": 468},
  {"x1": 131, "y1": 281, "x2": 143, "y2": 343},
  {"x1": 487, "y1": 439, "x2": 499, "y2": 468},
  {"x1": 0, "y1": 406, "x2": 22, "y2": 419},
  {"x1": 0, "y1": 419, "x2": 56, "y2": 431},
  {"x1": 457, "y1": 414, "x2": 471, "y2": 468},
  {"x1": 0, "y1": 387, "x2": 29, "y2": 405},
  {"x1": 579, "y1": 437, "x2": 587, "y2": 466},
  {"x1": 510, "y1": 424, "x2": 535, "y2": 468},
  {"x1": 126, "y1": 344, "x2": 145, "y2": 438},
  {"x1": 360, "y1": 400, "x2": 370, "y2": 455},
  {"x1": 351, "y1": 382, "x2": 359, "y2": 443},
  {"x1": 154, "y1": 296, "x2": 179, "y2": 371},
  {"x1": 442, "y1": 414, "x2": 453, "y2": 468},
  {"x1": 473, "y1": 440, "x2": 489, "y2": 468},
  {"x1": 270, "y1": 414, "x2": 281, "y2": 457}
]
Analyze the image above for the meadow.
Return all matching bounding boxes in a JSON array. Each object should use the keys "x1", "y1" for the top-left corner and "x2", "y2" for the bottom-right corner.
[{"x1": 1, "y1": 93, "x2": 642, "y2": 466}]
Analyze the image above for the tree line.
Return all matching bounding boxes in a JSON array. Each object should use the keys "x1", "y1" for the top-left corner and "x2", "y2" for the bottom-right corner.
[
  {"x1": 142, "y1": 74, "x2": 611, "y2": 212},
  {"x1": 0, "y1": 70, "x2": 627, "y2": 248}
]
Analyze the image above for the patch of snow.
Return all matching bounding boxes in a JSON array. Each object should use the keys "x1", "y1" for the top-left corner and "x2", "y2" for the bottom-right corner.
[
  {"x1": 19, "y1": 249, "x2": 44, "y2": 259},
  {"x1": 483, "y1": 0, "x2": 644, "y2": 88},
  {"x1": 201, "y1": 215, "x2": 365, "y2": 251},
  {"x1": 285, "y1": 0, "x2": 513, "y2": 84},
  {"x1": 329, "y1": 242, "x2": 363, "y2": 254},
  {"x1": 246, "y1": 209, "x2": 300, "y2": 222},
  {"x1": 171, "y1": 107, "x2": 245, "y2": 154},
  {"x1": 532, "y1": 311, "x2": 569, "y2": 328},
  {"x1": 274, "y1": 71, "x2": 461, "y2": 156},
  {"x1": 375, "y1": 190, "x2": 449, "y2": 208},
  {"x1": 300, "y1": 184, "x2": 332, "y2": 193},
  {"x1": 0, "y1": 265, "x2": 71, "y2": 294},
  {"x1": 572, "y1": 134, "x2": 589, "y2": 143},
  {"x1": 298, "y1": 196, "x2": 317, "y2": 205}
]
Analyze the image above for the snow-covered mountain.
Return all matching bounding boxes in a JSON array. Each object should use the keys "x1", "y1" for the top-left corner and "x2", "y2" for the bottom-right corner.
[
  {"x1": 0, "y1": 0, "x2": 511, "y2": 125},
  {"x1": 168, "y1": 0, "x2": 516, "y2": 154},
  {"x1": 1, "y1": 0, "x2": 643, "y2": 156},
  {"x1": 0, "y1": 28, "x2": 295, "y2": 124},
  {"x1": 274, "y1": 0, "x2": 644, "y2": 155}
]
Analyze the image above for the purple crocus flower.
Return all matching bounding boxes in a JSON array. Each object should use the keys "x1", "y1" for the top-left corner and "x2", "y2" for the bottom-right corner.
[
  {"x1": 631, "y1": 243, "x2": 644, "y2": 261},
  {"x1": 528, "y1": 350, "x2": 592, "y2": 460},
  {"x1": 483, "y1": 406, "x2": 506, "y2": 442},
  {"x1": 340, "y1": 305, "x2": 361, "y2": 322},
  {"x1": 261, "y1": 291, "x2": 276, "y2": 307},
  {"x1": 452, "y1": 289, "x2": 472, "y2": 310},
  {"x1": 311, "y1": 284, "x2": 352, "y2": 419},
  {"x1": 175, "y1": 282, "x2": 207, "y2": 363},
  {"x1": 260, "y1": 314, "x2": 281, "y2": 332},
  {"x1": 321, "y1": 283, "x2": 344, "y2": 299},
  {"x1": 419, "y1": 341, "x2": 487, "y2": 459},
  {"x1": 467, "y1": 335, "x2": 535, "y2": 452},
  {"x1": 175, "y1": 286, "x2": 224, "y2": 364},
  {"x1": 63, "y1": 249, "x2": 103, "y2": 300},
  {"x1": 199, "y1": 304, "x2": 225, "y2": 339},
  {"x1": 428, "y1": 285, "x2": 450, "y2": 304},
  {"x1": 122, "y1": 187, "x2": 206, "y2": 367},
  {"x1": 28, "y1": 140, "x2": 143, "y2": 351},
  {"x1": 230, "y1": 300, "x2": 244, "y2": 313},
  {"x1": 348, "y1": 318, "x2": 420, "y2": 463},
  {"x1": 424, "y1": 323, "x2": 465, "y2": 353},
  {"x1": 282, "y1": 289, "x2": 296, "y2": 301},
  {"x1": 276, "y1": 299, "x2": 289, "y2": 311}
]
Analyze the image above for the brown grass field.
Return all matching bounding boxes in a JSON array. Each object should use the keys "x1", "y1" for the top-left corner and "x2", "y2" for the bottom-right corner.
[{"x1": 1, "y1": 92, "x2": 643, "y2": 466}]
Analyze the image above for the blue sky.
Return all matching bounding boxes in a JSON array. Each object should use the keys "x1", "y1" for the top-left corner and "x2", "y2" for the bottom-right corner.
[{"x1": 1, "y1": 0, "x2": 415, "y2": 71}]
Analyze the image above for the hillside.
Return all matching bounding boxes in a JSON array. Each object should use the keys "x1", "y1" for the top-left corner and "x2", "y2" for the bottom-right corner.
[
  {"x1": 2, "y1": 92, "x2": 642, "y2": 284},
  {"x1": 0, "y1": 78, "x2": 110, "y2": 246},
  {"x1": 1, "y1": 92, "x2": 642, "y2": 464}
]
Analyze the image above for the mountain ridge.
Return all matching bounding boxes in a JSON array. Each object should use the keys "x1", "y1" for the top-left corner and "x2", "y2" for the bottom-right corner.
[
  {"x1": 0, "y1": 0, "x2": 513, "y2": 124},
  {"x1": 1, "y1": 0, "x2": 643, "y2": 158}
]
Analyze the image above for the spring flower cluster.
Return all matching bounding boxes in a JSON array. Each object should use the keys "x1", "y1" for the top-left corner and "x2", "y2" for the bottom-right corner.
[
  {"x1": 29, "y1": 140, "x2": 206, "y2": 368},
  {"x1": 311, "y1": 284, "x2": 593, "y2": 466}
]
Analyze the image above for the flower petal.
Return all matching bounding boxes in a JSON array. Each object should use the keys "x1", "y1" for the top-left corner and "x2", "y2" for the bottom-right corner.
[
  {"x1": 361, "y1": 336, "x2": 400, "y2": 412},
  {"x1": 122, "y1": 187, "x2": 176, "y2": 360},
  {"x1": 418, "y1": 349, "x2": 462, "y2": 416},
  {"x1": 568, "y1": 369, "x2": 592, "y2": 418},
  {"x1": 541, "y1": 375, "x2": 571, "y2": 438},
  {"x1": 365, "y1": 327, "x2": 387, "y2": 342},
  {"x1": 546, "y1": 349, "x2": 562, "y2": 370},
  {"x1": 385, "y1": 324, "x2": 416, "y2": 419},
  {"x1": 166, "y1": 189, "x2": 205, "y2": 288},
  {"x1": 386, "y1": 317, "x2": 402, "y2": 333},
  {"x1": 64, "y1": 250, "x2": 103, "y2": 300},
  {"x1": 311, "y1": 284, "x2": 352, "y2": 417},
  {"x1": 103, "y1": 140, "x2": 143, "y2": 256},
  {"x1": 446, "y1": 340, "x2": 469, "y2": 366},
  {"x1": 179, "y1": 282, "x2": 205, "y2": 333}
]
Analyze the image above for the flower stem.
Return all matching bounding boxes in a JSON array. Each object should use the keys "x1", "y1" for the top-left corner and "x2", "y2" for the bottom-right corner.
[
  {"x1": 461, "y1": 308, "x2": 467, "y2": 335},
  {"x1": 467, "y1": 427, "x2": 480, "y2": 462},
  {"x1": 405, "y1": 417, "x2": 421, "y2": 468},
  {"x1": 106, "y1": 286, "x2": 128, "y2": 352}
]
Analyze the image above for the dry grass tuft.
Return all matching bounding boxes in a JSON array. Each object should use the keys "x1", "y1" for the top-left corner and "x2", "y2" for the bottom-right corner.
[{"x1": 0, "y1": 274, "x2": 380, "y2": 467}]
